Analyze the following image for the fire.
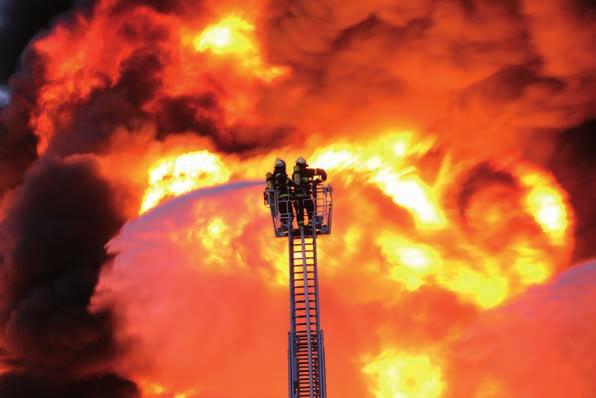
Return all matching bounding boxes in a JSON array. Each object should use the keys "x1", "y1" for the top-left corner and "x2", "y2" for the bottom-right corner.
[
  {"x1": 379, "y1": 235, "x2": 441, "y2": 291},
  {"x1": 362, "y1": 349, "x2": 445, "y2": 398},
  {"x1": 310, "y1": 132, "x2": 446, "y2": 229},
  {"x1": 140, "y1": 150, "x2": 231, "y2": 213},
  {"x1": 521, "y1": 171, "x2": 570, "y2": 245},
  {"x1": 192, "y1": 15, "x2": 287, "y2": 81},
  {"x1": 193, "y1": 16, "x2": 254, "y2": 55},
  {"x1": 11, "y1": 0, "x2": 587, "y2": 396},
  {"x1": 371, "y1": 171, "x2": 446, "y2": 228},
  {"x1": 137, "y1": 130, "x2": 573, "y2": 311},
  {"x1": 140, "y1": 381, "x2": 197, "y2": 398}
]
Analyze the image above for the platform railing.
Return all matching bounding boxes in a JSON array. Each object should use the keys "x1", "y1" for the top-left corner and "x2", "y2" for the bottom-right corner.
[{"x1": 265, "y1": 182, "x2": 333, "y2": 237}]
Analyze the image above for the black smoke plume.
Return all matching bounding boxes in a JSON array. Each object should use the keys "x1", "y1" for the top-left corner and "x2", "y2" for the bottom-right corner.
[{"x1": 0, "y1": 157, "x2": 138, "y2": 398}]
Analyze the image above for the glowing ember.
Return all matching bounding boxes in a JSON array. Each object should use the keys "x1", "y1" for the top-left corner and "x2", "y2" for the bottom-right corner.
[{"x1": 362, "y1": 349, "x2": 445, "y2": 398}]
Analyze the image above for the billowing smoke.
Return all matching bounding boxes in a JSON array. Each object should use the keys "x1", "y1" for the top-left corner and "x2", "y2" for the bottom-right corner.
[
  {"x1": 0, "y1": 157, "x2": 137, "y2": 397},
  {"x1": 0, "y1": 0, "x2": 594, "y2": 397},
  {"x1": 263, "y1": 0, "x2": 596, "y2": 156}
]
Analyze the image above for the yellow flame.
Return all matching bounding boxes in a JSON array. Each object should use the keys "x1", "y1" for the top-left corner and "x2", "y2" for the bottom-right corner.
[
  {"x1": 194, "y1": 217, "x2": 242, "y2": 269},
  {"x1": 512, "y1": 244, "x2": 550, "y2": 285},
  {"x1": 140, "y1": 150, "x2": 231, "y2": 213},
  {"x1": 363, "y1": 349, "x2": 445, "y2": 398},
  {"x1": 445, "y1": 263, "x2": 509, "y2": 309},
  {"x1": 371, "y1": 171, "x2": 446, "y2": 228},
  {"x1": 139, "y1": 380, "x2": 197, "y2": 398},
  {"x1": 377, "y1": 233, "x2": 511, "y2": 308},
  {"x1": 193, "y1": 16, "x2": 254, "y2": 55},
  {"x1": 311, "y1": 131, "x2": 446, "y2": 229},
  {"x1": 379, "y1": 235, "x2": 441, "y2": 291},
  {"x1": 193, "y1": 16, "x2": 287, "y2": 81},
  {"x1": 521, "y1": 171, "x2": 570, "y2": 245},
  {"x1": 139, "y1": 129, "x2": 573, "y2": 310}
]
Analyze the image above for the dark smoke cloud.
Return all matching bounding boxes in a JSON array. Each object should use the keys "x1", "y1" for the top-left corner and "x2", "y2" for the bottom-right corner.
[
  {"x1": 0, "y1": 372, "x2": 139, "y2": 398},
  {"x1": 0, "y1": 0, "x2": 75, "y2": 84},
  {"x1": 108, "y1": 0, "x2": 185, "y2": 15},
  {"x1": 0, "y1": 52, "x2": 41, "y2": 194},
  {"x1": 0, "y1": 38, "x2": 62, "y2": 195},
  {"x1": 0, "y1": 157, "x2": 138, "y2": 397}
]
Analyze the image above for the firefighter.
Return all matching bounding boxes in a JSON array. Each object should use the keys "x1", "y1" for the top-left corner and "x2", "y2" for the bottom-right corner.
[
  {"x1": 264, "y1": 171, "x2": 275, "y2": 205},
  {"x1": 268, "y1": 157, "x2": 294, "y2": 230},
  {"x1": 265, "y1": 171, "x2": 275, "y2": 189},
  {"x1": 292, "y1": 156, "x2": 327, "y2": 228}
]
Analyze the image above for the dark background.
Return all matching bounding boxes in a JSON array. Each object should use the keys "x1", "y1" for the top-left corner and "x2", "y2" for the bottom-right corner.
[{"x1": 0, "y1": 0, "x2": 75, "y2": 85}]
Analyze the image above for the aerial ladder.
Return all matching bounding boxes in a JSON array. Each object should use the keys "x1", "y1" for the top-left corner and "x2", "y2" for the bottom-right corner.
[{"x1": 265, "y1": 179, "x2": 333, "y2": 398}]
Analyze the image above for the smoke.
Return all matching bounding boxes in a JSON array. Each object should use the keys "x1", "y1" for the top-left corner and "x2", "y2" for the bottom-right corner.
[
  {"x1": 263, "y1": 0, "x2": 596, "y2": 157},
  {"x1": 0, "y1": 48, "x2": 44, "y2": 194},
  {"x1": 0, "y1": 373, "x2": 139, "y2": 398},
  {"x1": 0, "y1": 157, "x2": 138, "y2": 397},
  {"x1": 446, "y1": 260, "x2": 596, "y2": 398},
  {"x1": 5, "y1": 0, "x2": 594, "y2": 163}
]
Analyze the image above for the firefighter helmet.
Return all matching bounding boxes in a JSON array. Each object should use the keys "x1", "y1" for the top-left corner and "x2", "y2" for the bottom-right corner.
[
  {"x1": 296, "y1": 156, "x2": 308, "y2": 167},
  {"x1": 275, "y1": 158, "x2": 286, "y2": 168}
]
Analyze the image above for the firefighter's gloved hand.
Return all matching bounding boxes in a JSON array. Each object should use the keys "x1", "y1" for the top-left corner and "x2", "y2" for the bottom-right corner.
[{"x1": 319, "y1": 169, "x2": 327, "y2": 181}]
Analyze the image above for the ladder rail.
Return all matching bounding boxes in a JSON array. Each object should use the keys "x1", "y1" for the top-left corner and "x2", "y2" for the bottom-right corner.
[
  {"x1": 288, "y1": 228, "x2": 298, "y2": 396},
  {"x1": 299, "y1": 226, "x2": 316, "y2": 397},
  {"x1": 310, "y1": 193, "x2": 327, "y2": 398}
]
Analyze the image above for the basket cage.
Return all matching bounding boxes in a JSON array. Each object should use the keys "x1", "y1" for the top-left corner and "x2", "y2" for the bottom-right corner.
[{"x1": 265, "y1": 182, "x2": 333, "y2": 237}]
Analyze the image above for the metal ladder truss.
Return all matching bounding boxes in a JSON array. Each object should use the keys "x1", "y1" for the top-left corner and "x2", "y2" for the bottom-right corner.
[
  {"x1": 264, "y1": 180, "x2": 332, "y2": 398},
  {"x1": 288, "y1": 226, "x2": 327, "y2": 398}
]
